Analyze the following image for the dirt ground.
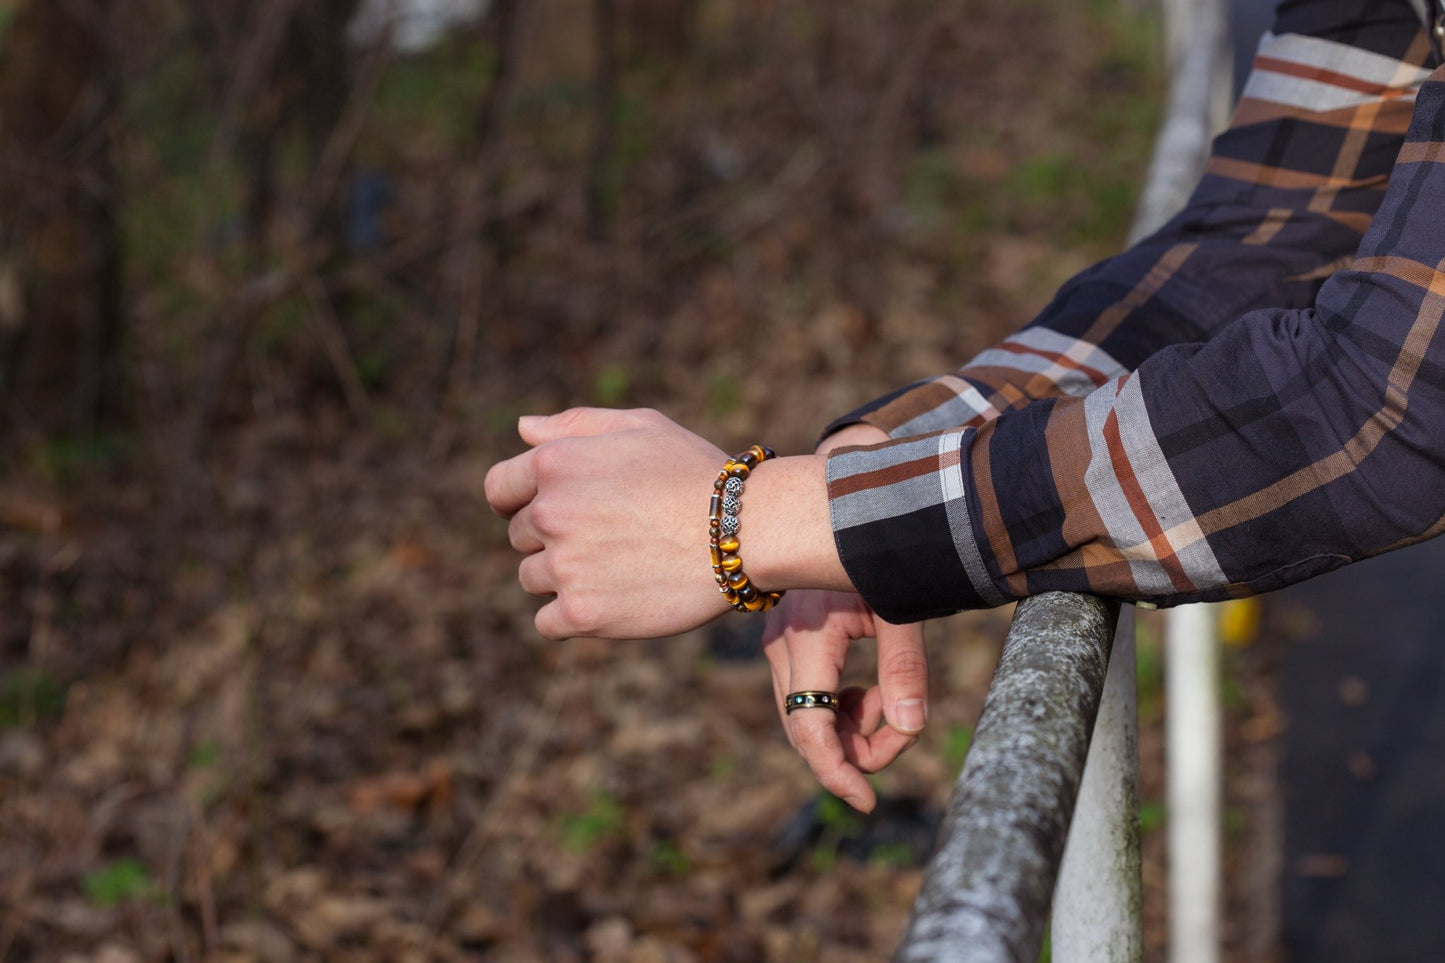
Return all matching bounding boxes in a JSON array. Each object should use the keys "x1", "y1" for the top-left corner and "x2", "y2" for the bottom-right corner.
[{"x1": 0, "y1": 1, "x2": 1288, "y2": 959}]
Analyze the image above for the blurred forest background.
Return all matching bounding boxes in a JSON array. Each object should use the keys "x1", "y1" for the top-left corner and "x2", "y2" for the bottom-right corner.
[{"x1": 0, "y1": 0, "x2": 1286, "y2": 960}]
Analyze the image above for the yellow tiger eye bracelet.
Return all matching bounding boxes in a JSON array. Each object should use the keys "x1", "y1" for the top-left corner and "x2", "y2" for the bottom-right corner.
[{"x1": 708, "y1": 445, "x2": 785, "y2": 613}]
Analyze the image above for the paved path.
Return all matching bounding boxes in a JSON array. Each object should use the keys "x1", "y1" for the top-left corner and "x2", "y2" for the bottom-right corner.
[{"x1": 1277, "y1": 537, "x2": 1445, "y2": 960}]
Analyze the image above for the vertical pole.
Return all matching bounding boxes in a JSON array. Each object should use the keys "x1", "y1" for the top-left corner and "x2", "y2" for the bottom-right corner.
[
  {"x1": 1134, "y1": 0, "x2": 1231, "y2": 955},
  {"x1": 1053, "y1": 608, "x2": 1143, "y2": 963},
  {"x1": 1128, "y1": 0, "x2": 1230, "y2": 245},
  {"x1": 1167, "y1": 604, "x2": 1222, "y2": 963}
]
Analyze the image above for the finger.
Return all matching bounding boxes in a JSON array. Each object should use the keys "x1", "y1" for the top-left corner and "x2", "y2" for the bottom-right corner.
[
  {"x1": 761, "y1": 611, "x2": 797, "y2": 749},
  {"x1": 507, "y1": 506, "x2": 543, "y2": 555},
  {"x1": 516, "y1": 552, "x2": 553, "y2": 597},
  {"x1": 876, "y1": 618, "x2": 929, "y2": 736},
  {"x1": 534, "y1": 590, "x2": 599, "y2": 641},
  {"x1": 780, "y1": 616, "x2": 846, "y2": 754},
  {"x1": 793, "y1": 711, "x2": 876, "y2": 812},
  {"x1": 837, "y1": 686, "x2": 918, "y2": 773},
  {"x1": 484, "y1": 449, "x2": 538, "y2": 519},
  {"x1": 780, "y1": 612, "x2": 873, "y2": 810},
  {"x1": 837, "y1": 686, "x2": 881, "y2": 736},
  {"x1": 517, "y1": 407, "x2": 663, "y2": 446},
  {"x1": 533, "y1": 599, "x2": 574, "y2": 641},
  {"x1": 850, "y1": 728, "x2": 918, "y2": 774}
]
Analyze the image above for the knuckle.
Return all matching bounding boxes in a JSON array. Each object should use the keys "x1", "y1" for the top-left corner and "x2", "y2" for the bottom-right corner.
[
  {"x1": 530, "y1": 441, "x2": 564, "y2": 479},
  {"x1": 527, "y1": 497, "x2": 557, "y2": 535},
  {"x1": 556, "y1": 593, "x2": 601, "y2": 635},
  {"x1": 483, "y1": 467, "x2": 515, "y2": 517},
  {"x1": 516, "y1": 555, "x2": 543, "y2": 592},
  {"x1": 527, "y1": 495, "x2": 572, "y2": 537},
  {"x1": 534, "y1": 610, "x2": 567, "y2": 641},
  {"x1": 552, "y1": 408, "x2": 587, "y2": 430},
  {"x1": 881, "y1": 649, "x2": 928, "y2": 681}
]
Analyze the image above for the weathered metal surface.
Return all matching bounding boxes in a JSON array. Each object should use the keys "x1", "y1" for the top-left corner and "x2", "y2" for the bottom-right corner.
[
  {"x1": 1054, "y1": 611, "x2": 1143, "y2": 963},
  {"x1": 894, "y1": 593, "x2": 1120, "y2": 963}
]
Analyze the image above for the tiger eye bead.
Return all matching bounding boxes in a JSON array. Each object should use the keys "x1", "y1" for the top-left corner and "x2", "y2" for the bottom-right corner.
[{"x1": 708, "y1": 446, "x2": 784, "y2": 615}]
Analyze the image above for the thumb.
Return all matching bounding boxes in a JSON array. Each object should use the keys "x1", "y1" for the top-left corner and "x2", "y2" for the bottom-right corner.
[
  {"x1": 876, "y1": 618, "x2": 929, "y2": 735},
  {"x1": 518, "y1": 407, "x2": 661, "y2": 445}
]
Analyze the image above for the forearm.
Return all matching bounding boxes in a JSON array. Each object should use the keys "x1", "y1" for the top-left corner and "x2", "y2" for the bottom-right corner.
[{"x1": 743, "y1": 452, "x2": 853, "y2": 594}]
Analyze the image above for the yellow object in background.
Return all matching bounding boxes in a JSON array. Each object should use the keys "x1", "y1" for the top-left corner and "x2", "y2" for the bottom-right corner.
[{"x1": 1217, "y1": 597, "x2": 1262, "y2": 648}]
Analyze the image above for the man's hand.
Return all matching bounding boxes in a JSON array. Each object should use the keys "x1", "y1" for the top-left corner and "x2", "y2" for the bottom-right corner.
[
  {"x1": 762, "y1": 591, "x2": 928, "y2": 813},
  {"x1": 484, "y1": 407, "x2": 734, "y2": 639}
]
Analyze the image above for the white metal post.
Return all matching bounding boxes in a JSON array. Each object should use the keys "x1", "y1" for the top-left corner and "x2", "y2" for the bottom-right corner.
[
  {"x1": 1130, "y1": 0, "x2": 1231, "y2": 948},
  {"x1": 1167, "y1": 604, "x2": 1222, "y2": 963},
  {"x1": 1053, "y1": 608, "x2": 1143, "y2": 963}
]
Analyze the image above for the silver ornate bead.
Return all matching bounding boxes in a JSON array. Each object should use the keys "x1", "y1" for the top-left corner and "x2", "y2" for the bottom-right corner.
[
  {"x1": 719, "y1": 515, "x2": 740, "y2": 536},
  {"x1": 724, "y1": 476, "x2": 744, "y2": 496},
  {"x1": 722, "y1": 495, "x2": 742, "y2": 516}
]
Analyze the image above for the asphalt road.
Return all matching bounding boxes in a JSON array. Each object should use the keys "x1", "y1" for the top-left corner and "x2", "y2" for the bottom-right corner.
[{"x1": 1278, "y1": 537, "x2": 1445, "y2": 960}]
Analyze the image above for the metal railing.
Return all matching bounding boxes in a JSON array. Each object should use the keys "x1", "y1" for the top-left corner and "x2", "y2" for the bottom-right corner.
[
  {"x1": 895, "y1": 0, "x2": 1232, "y2": 958},
  {"x1": 894, "y1": 594, "x2": 1128, "y2": 963}
]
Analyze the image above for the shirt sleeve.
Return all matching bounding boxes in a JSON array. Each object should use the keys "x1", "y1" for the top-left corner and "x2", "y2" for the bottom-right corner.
[
  {"x1": 828, "y1": 0, "x2": 1438, "y2": 442},
  {"x1": 829, "y1": 61, "x2": 1445, "y2": 623}
]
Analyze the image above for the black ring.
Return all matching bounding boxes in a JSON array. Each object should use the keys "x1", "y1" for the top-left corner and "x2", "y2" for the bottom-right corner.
[{"x1": 785, "y1": 690, "x2": 840, "y2": 714}]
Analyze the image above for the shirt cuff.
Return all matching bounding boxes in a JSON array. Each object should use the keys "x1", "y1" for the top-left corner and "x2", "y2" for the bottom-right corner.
[{"x1": 826, "y1": 431, "x2": 1010, "y2": 623}]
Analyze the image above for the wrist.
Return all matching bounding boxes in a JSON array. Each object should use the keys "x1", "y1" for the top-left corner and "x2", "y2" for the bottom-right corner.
[{"x1": 740, "y1": 452, "x2": 853, "y2": 594}]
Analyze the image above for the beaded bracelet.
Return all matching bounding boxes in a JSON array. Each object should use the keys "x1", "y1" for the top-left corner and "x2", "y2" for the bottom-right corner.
[{"x1": 709, "y1": 445, "x2": 786, "y2": 613}]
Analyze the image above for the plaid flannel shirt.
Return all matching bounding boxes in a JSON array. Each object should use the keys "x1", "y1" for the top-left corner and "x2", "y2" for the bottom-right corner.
[{"x1": 826, "y1": 0, "x2": 1445, "y2": 622}]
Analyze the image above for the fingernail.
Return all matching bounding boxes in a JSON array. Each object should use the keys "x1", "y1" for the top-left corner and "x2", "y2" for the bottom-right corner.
[
  {"x1": 895, "y1": 698, "x2": 927, "y2": 734},
  {"x1": 517, "y1": 414, "x2": 547, "y2": 430}
]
